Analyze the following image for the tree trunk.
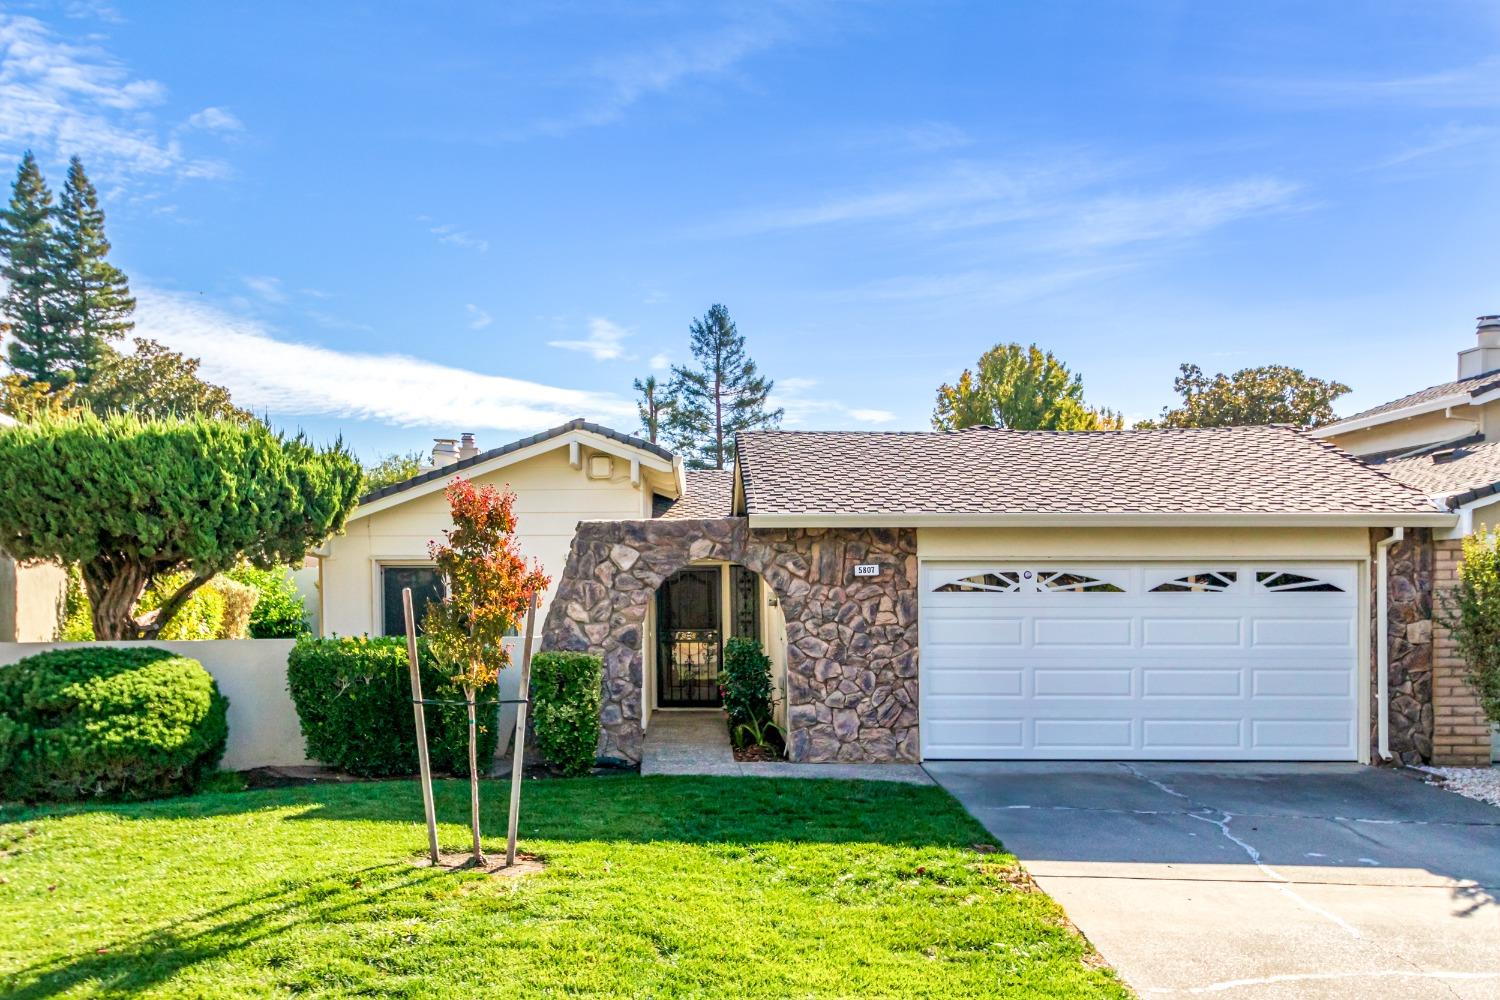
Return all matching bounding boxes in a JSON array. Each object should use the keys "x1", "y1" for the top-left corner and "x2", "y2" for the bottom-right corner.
[
  {"x1": 465, "y1": 685, "x2": 485, "y2": 864},
  {"x1": 82, "y1": 561, "x2": 150, "y2": 640}
]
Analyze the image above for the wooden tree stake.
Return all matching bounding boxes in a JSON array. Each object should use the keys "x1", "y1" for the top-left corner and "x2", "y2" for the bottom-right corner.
[
  {"x1": 506, "y1": 594, "x2": 539, "y2": 867},
  {"x1": 403, "y1": 587, "x2": 441, "y2": 865}
]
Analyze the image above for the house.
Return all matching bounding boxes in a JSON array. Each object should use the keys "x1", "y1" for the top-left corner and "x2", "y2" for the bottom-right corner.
[
  {"x1": 329, "y1": 410, "x2": 1488, "y2": 771},
  {"x1": 542, "y1": 423, "x2": 1480, "y2": 767},
  {"x1": 1313, "y1": 314, "x2": 1500, "y2": 765}
]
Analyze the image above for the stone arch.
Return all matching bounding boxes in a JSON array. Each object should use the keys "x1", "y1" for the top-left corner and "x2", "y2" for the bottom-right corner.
[{"x1": 542, "y1": 517, "x2": 920, "y2": 764}]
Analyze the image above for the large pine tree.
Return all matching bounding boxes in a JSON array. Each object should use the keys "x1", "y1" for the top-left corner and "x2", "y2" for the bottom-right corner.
[
  {"x1": 666, "y1": 304, "x2": 782, "y2": 470},
  {"x1": 54, "y1": 156, "x2": 134, "y2": 382},
  {"x1": 0, "y1": 152, "x2": 64, "y2": 388}
]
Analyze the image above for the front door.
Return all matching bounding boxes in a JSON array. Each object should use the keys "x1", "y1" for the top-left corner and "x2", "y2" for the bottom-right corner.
[{"x1": 657, "y1": 567, "x2": 722, "y2": 707}]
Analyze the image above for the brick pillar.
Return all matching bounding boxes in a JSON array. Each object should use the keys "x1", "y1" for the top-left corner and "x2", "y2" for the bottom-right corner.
[{"x1": 1431, "y1": 538, "x2": 1494, "y2": 766}]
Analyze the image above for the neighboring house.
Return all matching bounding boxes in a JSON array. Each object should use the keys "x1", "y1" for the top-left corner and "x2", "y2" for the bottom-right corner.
[
  {"x1": 542, "y1": 424, "x2": 1477, "y2": 767},
  {"x1": 1314, "y1": 314, "x2": 1500, "y2": 764}
]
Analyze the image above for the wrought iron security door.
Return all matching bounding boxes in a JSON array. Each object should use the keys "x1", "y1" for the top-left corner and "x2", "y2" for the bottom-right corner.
[{"x1": 656, "y1": 567, "x2": 723, "y2": 707}]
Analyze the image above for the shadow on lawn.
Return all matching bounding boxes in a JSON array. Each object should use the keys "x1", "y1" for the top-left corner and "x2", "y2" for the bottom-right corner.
[
  {"x1": 7, "y1": 775, "x2": 983, "y2": 850},
  {"x1": 4, "y1": 863, "x2": 444, "y2": 999}
]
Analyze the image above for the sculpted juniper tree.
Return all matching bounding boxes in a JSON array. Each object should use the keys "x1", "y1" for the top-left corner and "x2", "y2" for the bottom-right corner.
[
  {"x1": 0, "y1": 412, "x2": 362, "y2": 639},
  {"x1": 423, "y1": 479, "x2": 549, "y2": 866},
  {"x1": 933, "y1": 342, "x2": 1122, "y2": 431}
]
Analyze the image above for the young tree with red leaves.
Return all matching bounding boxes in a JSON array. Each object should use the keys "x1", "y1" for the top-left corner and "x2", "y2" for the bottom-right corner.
[{"x1": 424, "y1": 478, "x2": 549, "y2": 865}]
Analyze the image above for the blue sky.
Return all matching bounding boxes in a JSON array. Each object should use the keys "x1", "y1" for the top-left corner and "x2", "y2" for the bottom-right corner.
[{"x1": 2, "y1": 1, "x2": 1498, "y2": 460}]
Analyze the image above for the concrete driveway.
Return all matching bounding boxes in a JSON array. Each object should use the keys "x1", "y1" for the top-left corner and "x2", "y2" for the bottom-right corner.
[{"x1": 926, "y1": 762, "x2": 1500, "y2": 999}]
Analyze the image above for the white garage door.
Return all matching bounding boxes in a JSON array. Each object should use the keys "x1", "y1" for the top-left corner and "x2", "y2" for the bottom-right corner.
[{"x1": 920, "y1": 563, "x2": 1360, "y2": 761}]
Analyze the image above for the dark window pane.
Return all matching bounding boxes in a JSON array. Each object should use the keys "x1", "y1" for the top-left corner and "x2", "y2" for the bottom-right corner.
[{"x1": 382, "y1": 566, "x2": 444, "y2": 636}]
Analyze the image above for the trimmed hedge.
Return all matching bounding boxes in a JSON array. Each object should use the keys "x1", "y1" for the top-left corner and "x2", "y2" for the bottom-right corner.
[
  {"x1": 286, "y1": 636, "x2": 498, "y2": 777},
  {"x1": 0, "y1": 646, "x2": 229, "y2": 802},
  {"x1": 530, "y1": 651, "x2": 603, "y2": 776}
]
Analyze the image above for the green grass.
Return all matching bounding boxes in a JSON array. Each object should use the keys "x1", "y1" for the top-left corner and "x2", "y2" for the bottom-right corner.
[{"x1": 0, "y1": 776, "x2": 1127, "y2": 999}]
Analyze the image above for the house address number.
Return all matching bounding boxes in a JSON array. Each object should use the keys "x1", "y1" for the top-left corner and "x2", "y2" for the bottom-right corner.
[{"x1": 853, "y1": 564, "x2": 881, "y2": 577}]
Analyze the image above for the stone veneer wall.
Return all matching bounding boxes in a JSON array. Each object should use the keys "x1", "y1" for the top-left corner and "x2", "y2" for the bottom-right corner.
[
  {"x1": 541, "y1": 517, "x2": 919, "y2": 764},
  {"x1": 1379, "y1": 529, "x2": 1434, "y2": 765},
  {"x1": 1432, "y1": 537, "x2": 1494, "y2": 766}
]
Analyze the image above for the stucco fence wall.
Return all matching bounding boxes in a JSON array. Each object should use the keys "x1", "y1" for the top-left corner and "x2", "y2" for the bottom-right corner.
[{"x1": 0, "y1": 639, "x2": 525, "y2": 772}]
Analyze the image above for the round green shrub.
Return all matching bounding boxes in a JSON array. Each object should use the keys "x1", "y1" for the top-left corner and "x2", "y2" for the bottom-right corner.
[
  {"x1": 286, "y1": 636, "x2": 498, "y2": 777},
  {"x1": 0, "y1": 646, "x2": 229, "y2": 802},
  {"x1": 530, "y1": 651, "x2": 603, "y2": 776}
]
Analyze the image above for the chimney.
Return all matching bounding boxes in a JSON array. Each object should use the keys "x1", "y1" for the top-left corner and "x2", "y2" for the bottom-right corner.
[
  {"x1": 431, "y1": 437, "x2": 459, "y2": 468},
  {"x1": 1458, "y1": 315, "x2": 1500, "y2": 379},
  {"x1": 458, "y1": 432, "x2": 479, "y2": 461}
]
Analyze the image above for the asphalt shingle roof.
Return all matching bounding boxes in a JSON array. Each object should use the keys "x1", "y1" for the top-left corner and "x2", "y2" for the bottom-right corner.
[
  {"x1": 1369, "y1": 438, "x2": 1500, "y2": 503},
  {"x1": 736, "y1": 425, "x2": 1438, "y2": 517},
  {"x1": 360, "y1": 418, "x2": 672, "y2": 504},
  {"x1": 653, "y1": 469, "x2": 735, "y2": 519},
  {"x1": 1331, "y1": 369, "x2": 1500, "y2": 426}
]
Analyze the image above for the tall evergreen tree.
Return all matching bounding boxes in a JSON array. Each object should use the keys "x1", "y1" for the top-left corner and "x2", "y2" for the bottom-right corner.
[
  {"x1": 633, "y1": 374, "x2": 671, "y2": 444},
  {"x1": 666, "y1": 304, "x2": 782, "y2": 470},
  {"x1": 53, "y1": 156, "x2": 133, "y2": 382},
  {"x1": 0, "y1": 152, "x2": 64, "y2": 388}
]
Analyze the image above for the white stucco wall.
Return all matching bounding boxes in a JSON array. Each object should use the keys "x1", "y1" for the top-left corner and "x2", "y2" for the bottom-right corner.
[
  {"x1": 0, "y1": 557, "x2": 68, "y2": 642},
  {"x1": 321, "y1": 443, "x2": 658, "y2": 638}
]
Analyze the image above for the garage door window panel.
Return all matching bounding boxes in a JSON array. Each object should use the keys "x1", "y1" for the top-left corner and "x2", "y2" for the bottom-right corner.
[{"x1": 1150, "y1": 570, "x2": 1238, "y2": 593}]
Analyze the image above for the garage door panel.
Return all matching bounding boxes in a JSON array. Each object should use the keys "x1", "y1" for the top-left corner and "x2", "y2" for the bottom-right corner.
[
  {"x1": 1142, "y1": 668, "x2": 1243, "y2": 697},
  {"x1": 1142, "y1": 618, "x2": 1243, "y2": 646},
  {"x1": 920, "y1": 561, "x2": 1359, "y2": 761},
  {"x1": 1033, "y1": 618, "x2": 1133, "y2": 646},
  {"x1": 1251, "y1": 618, "x2": 1354, "y2": 647},
  {"x1": 1142, "y1": 719, "x2": 1244, "y2": 749}
]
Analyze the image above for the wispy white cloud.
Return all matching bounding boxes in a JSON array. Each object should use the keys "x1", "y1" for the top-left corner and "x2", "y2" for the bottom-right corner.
[
  {"x1": 466, "y1": 303, "x2": 492, "y2": 330},
  {"x1": 1375, "y1": 124, "x2": 1498, "y2": 168},
  {"x1": 135, "y1": 289, "x2": 633, "y2": 432},
  {"x1": 0, "y1": 13, "x2": 231, "y2": 181},
  {"x1": 428, "y1": 222, "x2": 489, "y2": 253},
  {"x1": 242, "y1": 274, "x2": 286, "y2": 303},
  {"x1": 649, "y1": 351, "x2": 671, "y2": 371},
  {"x1": 1046, "y1": 178, "x2": 1299, "y2": 252},
  {"x1": 548, "y1": 317, "x2": 631, "y2": 361},
  {"x1": 1240, "y1": 57, "x2": 1500, "y2": 109},
  {"x1": 521, "y1": 11, "x2": 797, "y2": 138},
  {"x1": 184, "y1": 106, "x2": 243, "y2": 132},
  {"x1": 771, "y1": 377, "x2": 896, "y2": 427}
]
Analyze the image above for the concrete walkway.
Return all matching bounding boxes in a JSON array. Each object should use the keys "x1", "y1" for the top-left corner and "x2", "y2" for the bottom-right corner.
[
  {"x1": 640, "y1": 710, "x2": 932, "y2": 784},
  {"x1": 929, "y1": 761, "x2": 1500, "y2": 1000}
]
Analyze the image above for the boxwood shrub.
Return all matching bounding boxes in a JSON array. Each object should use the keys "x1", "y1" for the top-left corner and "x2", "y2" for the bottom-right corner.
[
  {"x1": 286, "y1": 636, "x2": 498, "y2": 777},
  {"x1": 530, "y1": 650, "x2": 603, "y2": 776},
  {"x1": 0, "y1": 646, "x2": 229, "y2": 802}
]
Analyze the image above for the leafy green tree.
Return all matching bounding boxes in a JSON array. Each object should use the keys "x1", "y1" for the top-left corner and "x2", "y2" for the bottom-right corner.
[
  {"x1": 0, "y1": 152, "x2": 65, "y2": 389},
  {"x1": 1144, "y1": 363, "x2": 1351, "y2": 429},
  {"x1": 933, "y1": 343, "x2": 1121, "y2": 431},
  {"x1": 226, "y1": 564, "x2": 311, "y2": 638},
  {"x1": 0, "y1": 412, "x2": 362, "y2": 640},
  {"x1": 53, "y1": 157, "x2": 133, "y2": 382},
  {"x1": 666, "y1": 304, "x2": 781, "y2": 469},
  {"x1": 632, "y1": 374, "x2": 671, "y2": 444},
  {"x1": 362, "y1": 450, "x2": 425, "y2": 493},
  {"x1": 74, "y1": 338, "x2": 248, "y2": 421}
]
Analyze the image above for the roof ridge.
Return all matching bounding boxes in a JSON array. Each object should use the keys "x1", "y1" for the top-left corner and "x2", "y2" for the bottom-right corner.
[{"x1": 1290, "y1": 425, "x2": 1440, "y2": 502}]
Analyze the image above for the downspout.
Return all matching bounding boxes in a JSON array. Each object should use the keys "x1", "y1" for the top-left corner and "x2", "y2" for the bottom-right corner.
[{"x1": 1374, "y1": 527, "x2": 1405, "y2": 763}]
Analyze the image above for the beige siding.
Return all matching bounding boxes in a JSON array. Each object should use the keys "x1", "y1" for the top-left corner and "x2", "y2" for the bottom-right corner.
[
  {"x1": 0, "y1": 557, "x2": 67, "y2": 642},
  {"x1": 321, "y1": 444, "x2": 652, "y2": 637},
  {"x1": 1326, "y1": 398, "x2": 1500, "y2": 458}
]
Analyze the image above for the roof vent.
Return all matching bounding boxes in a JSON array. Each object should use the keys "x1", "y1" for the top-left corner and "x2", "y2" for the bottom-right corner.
[{"x1": 1431, "y1": 448, "x2": 1462, "y2": 465}]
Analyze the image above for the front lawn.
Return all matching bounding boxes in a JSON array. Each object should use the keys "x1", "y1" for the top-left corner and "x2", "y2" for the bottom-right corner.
[{"x1": 1, "y1": 776, "x2": 1126, "y2": 999}]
